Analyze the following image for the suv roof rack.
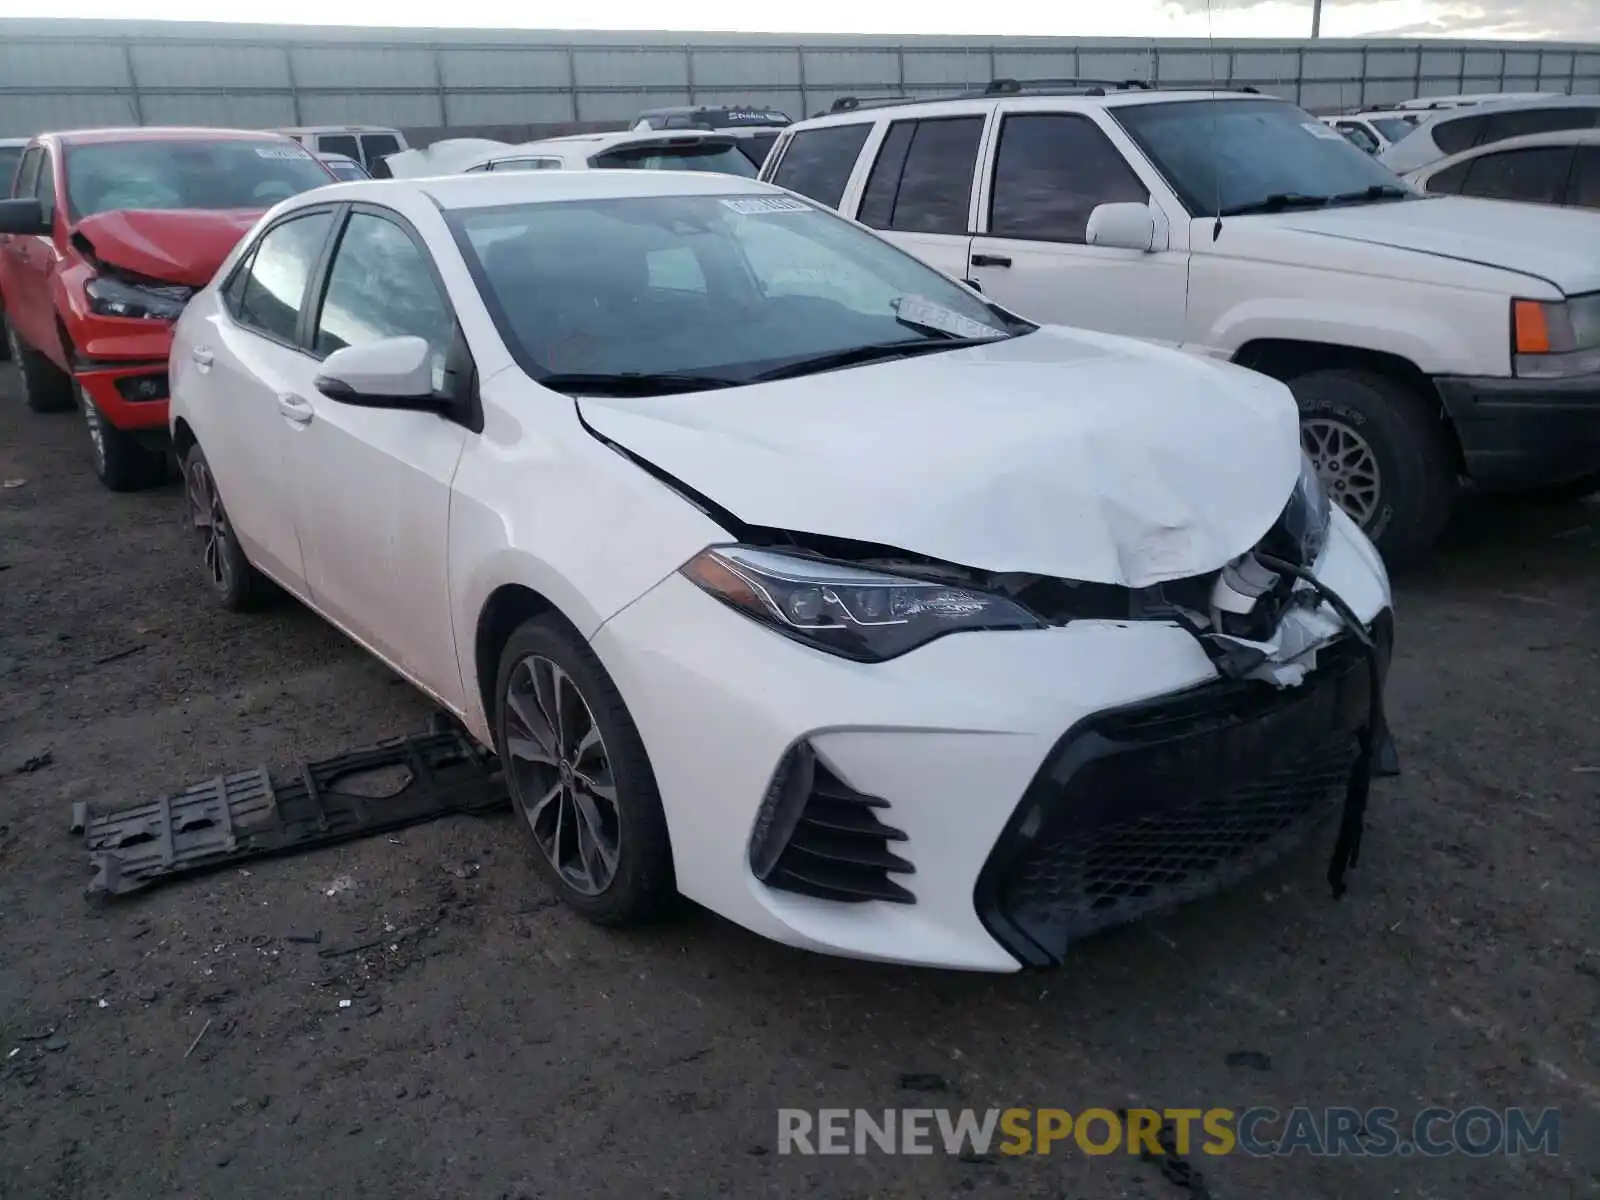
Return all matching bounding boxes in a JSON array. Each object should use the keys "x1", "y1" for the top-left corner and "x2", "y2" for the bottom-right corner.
[{"x1": 825, "y1": 77, "x2": 1258, "y2": 116}]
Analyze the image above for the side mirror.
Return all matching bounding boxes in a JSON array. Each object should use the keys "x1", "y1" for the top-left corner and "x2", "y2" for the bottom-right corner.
[
  {"x1": 0, "y1": 197, "x2": 49, "y2": 236},
  {"x1": 1085, "y1": 202, "x2": 1157, "y2": 253},
  {"x1": 315, "y1": 336, "x2": 443, "y2": 410}
]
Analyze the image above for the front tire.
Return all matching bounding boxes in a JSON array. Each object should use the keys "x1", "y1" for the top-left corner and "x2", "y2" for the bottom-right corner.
[
  {"x1": 494, "y1": 614, "x2": 674, "y2": 926},
  {"x1": 80, "y1": 384, "x2": 167, "y2": 492},
  {"x1": 1290, "y1": 367, "x2": 1457, "y2": 571},
  {"x1": 181, "y1": 442, "x2": 273, "y2": 611},
  {"x1": 8, "y1": 323, "x2": 74, "y2": 413}
]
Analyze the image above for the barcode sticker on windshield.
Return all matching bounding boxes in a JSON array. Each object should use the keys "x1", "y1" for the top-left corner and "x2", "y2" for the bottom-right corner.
[
  {"x1": 255, "y1": 146, "x2": 311, "y2": 159},
  {"x1": 720, "y1": 197, "x2": 809, "y2": 215},
  {"x1": 1302, "y1": 122, "x2": 1345, "y2": 141}
]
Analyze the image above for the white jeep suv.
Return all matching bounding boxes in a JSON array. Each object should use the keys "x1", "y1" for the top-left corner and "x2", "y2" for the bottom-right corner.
[{"x1": 762, "y1": 81, "x2": 1600, "y2": 567}]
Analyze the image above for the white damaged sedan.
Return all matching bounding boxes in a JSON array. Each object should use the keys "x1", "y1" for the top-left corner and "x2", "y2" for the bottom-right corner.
[{"x1": 168, "y1": 170, "x2": 1394, "y2": 972}]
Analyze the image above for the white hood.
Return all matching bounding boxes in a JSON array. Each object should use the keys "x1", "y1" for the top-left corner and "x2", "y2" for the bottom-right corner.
[
  {"x1": 1266, "y1": 197, "x2": 1600, "y2": 294},
  {"x1": 577, "y1": 327, "x2": 1302, "y2": 588}
]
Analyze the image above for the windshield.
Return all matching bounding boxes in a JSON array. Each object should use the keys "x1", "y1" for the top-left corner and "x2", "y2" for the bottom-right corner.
[
  {"x1": 65, "y1": 140, "x2": 333, "y2": 218},
  {"x1": 1371, "y1": 117, "x2": 1414, "y2": 143},
  {"x1": 449, "y1": 193, "x2": 1024, "y2": 385},
  {"x1": 1114, "y1": 99, "x2": 1415, "y2": 217},
  {"x1": 591, "y1": 143, "x2": 759, "y2": 177},
  {"x1": 0, "y1": 146, "x2": 23, "y2": 192}
]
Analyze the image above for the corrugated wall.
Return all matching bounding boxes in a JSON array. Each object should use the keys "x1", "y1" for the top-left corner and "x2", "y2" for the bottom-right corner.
[{"x1": 1, "y1": 19, "x2": 1598, "y2": 140}]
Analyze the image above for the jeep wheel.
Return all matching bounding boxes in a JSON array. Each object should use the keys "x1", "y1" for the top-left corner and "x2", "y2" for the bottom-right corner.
[
  {"x1": 1289, "y1": 368, "x2": 1457, "y2": 571},
  {"x1": 79, "y1": 384, "x2": 167, "y2": 492}
]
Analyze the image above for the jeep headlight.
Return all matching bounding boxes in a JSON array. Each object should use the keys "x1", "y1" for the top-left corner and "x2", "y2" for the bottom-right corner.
[{"x1": 1512, "y1": 294, "x2": 1600, "y2": 379}]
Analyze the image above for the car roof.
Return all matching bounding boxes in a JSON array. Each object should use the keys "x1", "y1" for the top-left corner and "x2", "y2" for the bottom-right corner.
[
  {"x1": 302, "y1": 169, "x2": 776, "y2": 211},
  {"x1": 513, "y1": 128, "x2": 736, "y2": 154},
  {"x1": 784, "y1": 88, "x2": 1271, "y2": 130},
  {"x1": 279, "y1": 125, "x2": 402, "y2": 134},
  {"x1": 1414, "y1": 94, "x2": 1600, "y2": 130},
  {"x1": 42, "y1": 126, "x2": 298, "y2": 147}
]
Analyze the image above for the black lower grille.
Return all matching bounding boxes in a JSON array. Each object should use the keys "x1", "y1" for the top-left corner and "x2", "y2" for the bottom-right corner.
[
  {"x1": 977, "y1": 630, "x2": 1375, "y2": 967},
  {"x1": 749, "y1": 742, "x2": 914, "y2": 905}
]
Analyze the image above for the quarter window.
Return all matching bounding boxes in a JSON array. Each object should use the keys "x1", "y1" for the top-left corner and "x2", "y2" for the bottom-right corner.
[
  {"x1": 1431, "y1": 114, "x2": 1484, "y2": 156},
  {"x1": 232, "y1": 210, "x2": 335, "y2": 344},
  {"x1": 13, "y1": 147, "x2": 40, "y2": 199},
  {"x1": 857, "y1": 117, "x2": 983, "y2": 235},
  {"x1": 769, "y1": 123, "x2": 871, "y2": 209},
  {"x1": 1461, "y1": 146, "x2": 1574, "y2": 204},
  {"x1": 1425, "y1": 159, "x2": 1473, "y2": 194},
  {"x1": 313, "y1": 211, "x2": 454, "y2": 372},
  {"x1": 34, "y1": 150, "x2": 56, "y2": 222},
  {"x1": 989, "y1": 113, "x2": 1148, "y2": 243}
]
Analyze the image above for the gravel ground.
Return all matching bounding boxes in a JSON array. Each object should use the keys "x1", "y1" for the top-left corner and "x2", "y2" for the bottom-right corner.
[{"x1": 1, "y1": 375, "x2": 1597, "y2": 1200}]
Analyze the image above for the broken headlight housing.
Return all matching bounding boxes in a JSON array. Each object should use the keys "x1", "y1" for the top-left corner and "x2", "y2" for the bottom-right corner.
[
  {"x1": 85, "y1": 275, "x2": 193, "y2": 322},
  {"x1": 1262, "y1": 453, "x2": 1332, "y2": 568},
  {"x1": 681, "y1": 546, "x2": 1042, "y2": 662}
]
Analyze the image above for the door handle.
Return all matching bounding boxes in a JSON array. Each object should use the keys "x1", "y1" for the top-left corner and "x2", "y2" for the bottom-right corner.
[
  {"x1": 190, "y1": 346, "x2": 214, "y2": 371},
  {"x1": 970, "y1": 253, "x2": 1012, "y2": 268},
  {"x1": 277, "y1": 393, "x2": 314, "y2": 426}
]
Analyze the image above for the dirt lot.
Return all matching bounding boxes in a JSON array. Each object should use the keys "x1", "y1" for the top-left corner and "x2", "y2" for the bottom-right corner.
[{"x1": 1, "y1": 375, "x2": 1597, "y2": 1200}]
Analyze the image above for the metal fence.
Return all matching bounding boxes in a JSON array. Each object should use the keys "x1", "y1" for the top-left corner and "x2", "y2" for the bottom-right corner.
[{"x1": 3, "y1": 19, "x2": 1600, "y2": 141}]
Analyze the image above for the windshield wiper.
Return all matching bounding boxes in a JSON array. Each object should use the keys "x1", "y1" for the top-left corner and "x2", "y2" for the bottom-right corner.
[
  {"x1": 750, "y1": 337, "x2": 1002, "y2": 383},
  {"x1": 1326, "y1": 184, "x2": 1413, "y2": 205},
  {"x1": 537, "y1": 371, "x2": 739, "y2": 397},
  {"x1": 1217, "y1": 192, "x2": 1334, "y2": 217}
]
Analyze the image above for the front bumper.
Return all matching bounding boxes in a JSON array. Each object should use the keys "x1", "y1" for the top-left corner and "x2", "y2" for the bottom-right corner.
[
  {"x1": 1434, "y1": 372, "x2": 1600, "y2": 489},
  {"x1": 69, "y1": 313, "x2": 175, "y2": 432},
  {"x1": 590, "y1": 510, "x2": 1392, "y2": 972}
]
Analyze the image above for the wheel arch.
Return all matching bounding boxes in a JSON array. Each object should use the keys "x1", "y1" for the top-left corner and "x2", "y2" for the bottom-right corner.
[
  {"x1": 472, "y1": 583, "x2": 575, "y2": 745},
  {"x1": 1232, "y1": 337, "x2": 1466, "y2": 473}
]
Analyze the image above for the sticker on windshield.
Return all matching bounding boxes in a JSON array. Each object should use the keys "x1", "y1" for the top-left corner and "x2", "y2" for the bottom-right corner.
[
  {"x1": 255, "y1": 146, "x2": 312, "y2": 159},
  {"x1": 720, "y1": 196, "x2": 810, "y2": 215},
  {"x1": 893, "y1": 295, "x2": 1001, "y2": 341},
  {"x1": 1302, "y1": 121, "x2": 1346, "y2": 141}
]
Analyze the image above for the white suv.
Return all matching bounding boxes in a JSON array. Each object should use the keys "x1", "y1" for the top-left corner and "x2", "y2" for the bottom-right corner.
[{"x1": 762, "y1": 81, "x2": 1600, "y2": 567}]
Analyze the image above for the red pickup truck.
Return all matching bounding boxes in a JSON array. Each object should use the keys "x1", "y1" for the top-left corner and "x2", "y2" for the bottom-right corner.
[{"x1": 0, "y1": 128, "x2": 334, "y2": 489}]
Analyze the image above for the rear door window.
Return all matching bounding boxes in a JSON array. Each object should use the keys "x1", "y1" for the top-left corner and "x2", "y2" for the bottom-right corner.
[
  {"x1": 1461, "y1": 146, "x2": 1575, "y2": 204},
  {"x1": 769, "y1": 124, "x2": 871, "y2": 209},
  {"x1": 988, "y1": 113, "x2": 1148, "y2": 243},
  {"x1": 318, "y1": 134, "x2": 360, "y2": 160},
  {"x1": 1478, "y1": 107, "x2": 1597, "y2": 146},
  {"x1": 1570, "y1": 146, "x2": 1600, "y2": 208},
  {"x1": 857, "y1": 117, "x2": 983, "y2": 234},
  {"x1": 358, "y1": 133, "x2": 401, "y2": 167},
  {"x1": 231, "y1": 210, "x2": 336, "y2": 344}
]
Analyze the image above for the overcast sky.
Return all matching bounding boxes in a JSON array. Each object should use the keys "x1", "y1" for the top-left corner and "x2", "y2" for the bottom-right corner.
[{"x1": 4, "y1": 0, "x2": 1593, "y2": 39}]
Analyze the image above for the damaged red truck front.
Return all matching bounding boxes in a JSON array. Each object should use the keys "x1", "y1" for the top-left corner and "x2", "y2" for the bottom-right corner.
[{"x1": 0, "y1": 129, "x2": 335, "y2": 489}]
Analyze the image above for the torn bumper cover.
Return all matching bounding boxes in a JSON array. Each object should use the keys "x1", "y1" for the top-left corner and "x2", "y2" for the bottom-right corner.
[
  {"x1": 976, "y1": 601, "x2": 1394, "y2": 969},
  {"x1": 74, "y1": 729, "x2": 508, "y2": 898}
]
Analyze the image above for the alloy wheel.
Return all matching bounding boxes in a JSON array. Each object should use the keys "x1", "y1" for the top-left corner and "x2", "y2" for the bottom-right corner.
[
  {"x1": 185, "y1": 457, "x2": 235, "y2": 593},
  {"x1": 502, "y1": 654, "x2": 621, "y2": 896},
  {"x1": 1302, "y1": 416, "x2": 1382, "y2": 528}
]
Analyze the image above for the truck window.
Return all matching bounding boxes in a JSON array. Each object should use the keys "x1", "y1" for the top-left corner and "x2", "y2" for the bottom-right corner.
[
  {"x1": 858, "y1": 117, "x2": 983, "y2": 235},
  {"x1": 318, "y1": 134, "x2": 360, "y2": 160},
  {"x1": 769, "y1": 124, "x2": 871, "y2": 209},
  {"x1": 989, "y1": 113, "x2": 1148, "y2": 243},
  {"x1": 359, "y1": 133, "x2": 401, "y2": 166}
]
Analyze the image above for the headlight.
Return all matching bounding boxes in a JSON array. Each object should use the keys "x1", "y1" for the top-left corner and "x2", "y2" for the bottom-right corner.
[
  {"x1": 1512, "y1": 294, "x2": 1600, "y2": 378},
  {"x1": 85, "y1": 275, "x2": 193, "y2": 321},
  {"x1": 680, "y1": 546, "x2": 1041, "y2": 662},
  {"x1": 1263, "y1": 453, "x2": 1332, "y2": 567}
]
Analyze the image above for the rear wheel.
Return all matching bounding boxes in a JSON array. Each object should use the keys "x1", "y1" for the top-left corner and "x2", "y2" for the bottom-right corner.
[
  {"x1": 494, "y1": 614, "x2": 675, "y2": 926},
  {"x1": 79, "y1": 384, "x2": 167, "y2": 492},
  {"x1": 1289, "y1": 367, "x2": 1457, "y2": 571},
  {"x1": 8, "y1": 323, "x2": 74, "y2": 413},
  {"x1": 181, "y1": 441, "x2": 273, "y2": 610}
]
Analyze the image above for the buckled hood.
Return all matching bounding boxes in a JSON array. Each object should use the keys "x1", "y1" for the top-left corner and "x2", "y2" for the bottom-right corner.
[{"x1": 577, "y1": 327, "x2": 1303, "y2": 588}]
